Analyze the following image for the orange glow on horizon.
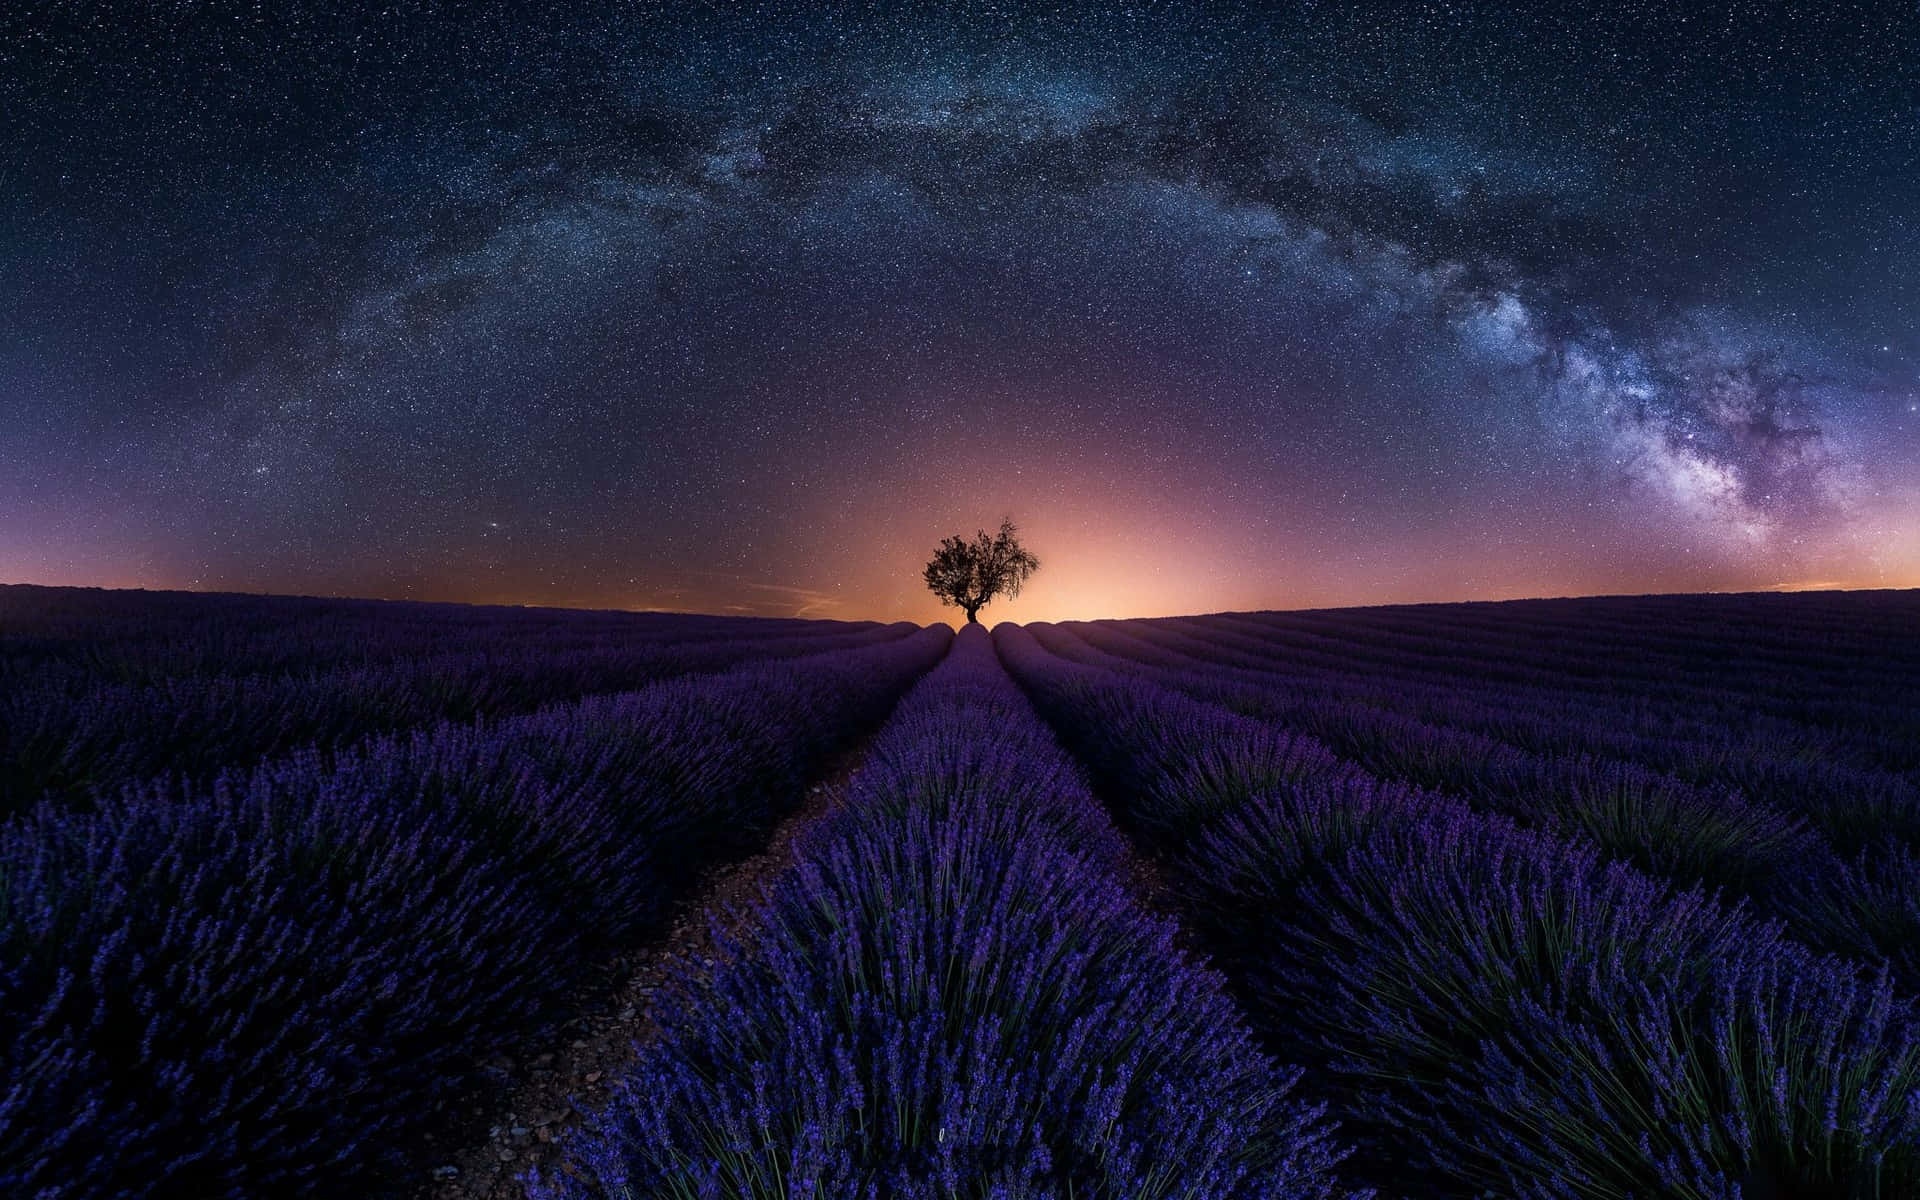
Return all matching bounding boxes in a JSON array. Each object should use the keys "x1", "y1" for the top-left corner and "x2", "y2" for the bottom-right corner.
[{"x1": 7, "y1": 473, "x2": 1915, "y2": 623}]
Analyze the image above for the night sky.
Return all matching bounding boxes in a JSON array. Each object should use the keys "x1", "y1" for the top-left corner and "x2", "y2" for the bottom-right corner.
[{"x1": 4, "y1": 3, "x2": 1918, "y2": 624}]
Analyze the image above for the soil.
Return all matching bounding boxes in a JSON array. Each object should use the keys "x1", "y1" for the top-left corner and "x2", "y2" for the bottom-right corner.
[
  {"x1": 385, "y1": 748, "x2": 868, "y2": 1200},
  {"x1": 382, "y1": 693, "x2": 1188, "y2": 1200}
]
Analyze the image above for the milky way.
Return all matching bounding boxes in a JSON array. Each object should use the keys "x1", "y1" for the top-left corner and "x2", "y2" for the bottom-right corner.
[{"x1": 3, "y1": 3, "x2": 1917, "y2": 622}]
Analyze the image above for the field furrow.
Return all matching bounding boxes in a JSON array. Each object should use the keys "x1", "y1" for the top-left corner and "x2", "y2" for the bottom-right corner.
[
  {"x1": 5, "y1": 587, "x2": 1918, "y2": 1200},
  {"x1": 1027, "y1": 618, "x2": 1920, "y2": 991},
  {"x1": 0, "y1": 598, "x2": 920, "y2": 813},
  {"x1": 0, "y1": 625, "x2": 950, "y2": 1199},
  {"x1": 538, "y1": 626, "x2": 1359, "y2": 1199},
  {"x1": 995, "y1": 622, "x2": 1920, "y2": 1199}
]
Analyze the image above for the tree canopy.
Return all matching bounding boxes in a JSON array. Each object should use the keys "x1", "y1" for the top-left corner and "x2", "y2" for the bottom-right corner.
[{"x1": 922, "y1": 518, "x2": 1039, "y2": 624}]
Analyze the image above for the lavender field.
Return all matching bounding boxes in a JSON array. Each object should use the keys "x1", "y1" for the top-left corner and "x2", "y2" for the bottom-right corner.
[{"x1": 3, "y1": 584, "x2": 1917, "y2": 1199}]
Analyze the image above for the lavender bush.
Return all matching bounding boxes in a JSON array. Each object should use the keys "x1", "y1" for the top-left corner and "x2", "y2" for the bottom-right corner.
[
  {"x1": 1780, "y1": 838, "x2": 1920, "y2": 985},
  {"x1": 1024, "y1": 619, "x2": 1920, "y2": 984},
  {"x1": 0, "y1": 624, "x2": 951, "y2": 1198},
  {"x1": 0, "y1": 613, "x2": 918, "y2": 813},
  {"x1": 1204, "y1": 799, "x2": 1920, "y2": 1199},
  {"x1": 995, "y1": 622, "x2": 1920, "y2": 1198},
  {"x1": 4, "y1": 583, "x2": 1914, "y2": 1199},
  {"x1": 537, "y1": 627, "x2": 1360, "y2": 1200},
  {"x1": 1094, "y1": 608, "x2": 1920, "y2": 840}
]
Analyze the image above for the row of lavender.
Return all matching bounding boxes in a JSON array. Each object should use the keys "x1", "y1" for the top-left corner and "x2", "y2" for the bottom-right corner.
[
  {"x1": 994, "y1": 606, "x2": 1920, "y2": 1197},
  {"x1": 1086, "y1": 602, "x2": 1915, "y2": 817},
  {"x1": 1166, "y1": 594, "x2": 1918, "y2": 784},
  {"x1": 0, "y1": 587, "x2": 951, "y2": 1198},
  {"x1": 537, "y1": 627, "x2": 1358, "y2": 1198},
  {"x1": 0, "y1": 586, "x2": 914, "y2": 812},
  {"x1": 0, "y1": 586, "x2": 865, "y2": 686},
  {"x1": 7, "y1": 585, "x2": 1913, "y2": 1196},
  {"x1": 1037, "y1": 595, "x2": 1920, "y2": 992},
  {"x1": 1147, "y1": 602, "x2": 1920, "y2": 858}
]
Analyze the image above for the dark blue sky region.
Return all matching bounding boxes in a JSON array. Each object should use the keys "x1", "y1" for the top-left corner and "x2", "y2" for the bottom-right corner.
[{"x1": 3, "y1": 2, "x2": 1917, "y2": 621}]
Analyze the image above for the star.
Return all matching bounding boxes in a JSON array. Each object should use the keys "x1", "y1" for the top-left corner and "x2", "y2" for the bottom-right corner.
[{"x1": 0, "y1": 2, "x2": 1913, "y2": 614}]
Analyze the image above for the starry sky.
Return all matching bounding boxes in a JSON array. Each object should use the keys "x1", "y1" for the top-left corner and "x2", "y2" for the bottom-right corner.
[{"x1": 4, "y1": 2, "x2": 1918, "y2": 624}]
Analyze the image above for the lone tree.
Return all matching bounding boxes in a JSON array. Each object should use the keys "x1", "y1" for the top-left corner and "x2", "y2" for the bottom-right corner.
[{"x1": 923, "y1": 518, "x2": 1040, "y2": 624}]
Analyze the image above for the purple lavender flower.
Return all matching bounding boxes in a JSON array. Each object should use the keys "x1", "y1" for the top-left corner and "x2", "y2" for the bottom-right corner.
[{"x1": 538, "y1": 628, "x2": 1363, "y2": 1200}]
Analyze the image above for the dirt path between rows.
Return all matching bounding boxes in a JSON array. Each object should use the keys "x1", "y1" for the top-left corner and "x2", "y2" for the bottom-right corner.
[
  {"x1": 384, "y1": 650, "x2": 1189, "y2": 1200},
  {"x1": 381, "y1": 744, "x2": 872, "y2": 1200}
]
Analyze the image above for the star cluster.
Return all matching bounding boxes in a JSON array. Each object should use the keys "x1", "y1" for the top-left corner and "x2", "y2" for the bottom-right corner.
[{"x1": 3, "y1": 2, "x2": 1917, "y2": 621}]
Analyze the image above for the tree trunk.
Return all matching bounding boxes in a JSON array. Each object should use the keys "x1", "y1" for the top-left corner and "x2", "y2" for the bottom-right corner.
[{"x1": 964, "y1": 603, "x2": 980, "y2": 624}]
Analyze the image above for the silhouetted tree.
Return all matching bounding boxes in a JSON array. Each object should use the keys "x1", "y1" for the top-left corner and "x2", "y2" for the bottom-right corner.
[{"x1": 923, "y1": 518, "x2": 1040, "y2": 624}]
